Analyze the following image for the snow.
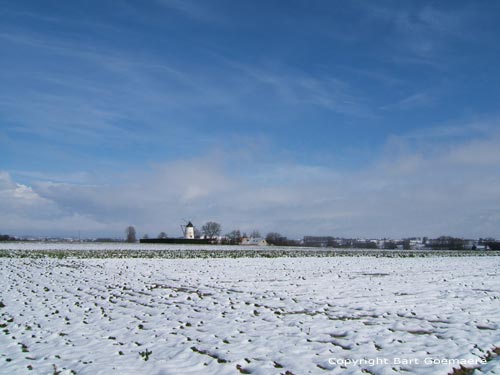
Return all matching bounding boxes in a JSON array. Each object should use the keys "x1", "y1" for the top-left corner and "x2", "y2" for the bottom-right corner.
[
  {"x1": 0, "y1": 242, "x2": 273, "y2": 251},
  {"x1": 1, "y1": 253, "x2": 499, "y2": 374},
  {"x1": 1, "y1": 242, "x2": 497, "y2": 259}
]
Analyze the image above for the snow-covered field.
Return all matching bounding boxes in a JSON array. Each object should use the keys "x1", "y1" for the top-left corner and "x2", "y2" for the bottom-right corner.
[
  {"x1": 0, "y1": 242, "x2": 285, "y2": 252},
  {"x1": 1, "y1": 255, "x2": 499, "y2": 374},
  {"x1": 1, "y1": 242, "x2": 498, "y2": 259}
]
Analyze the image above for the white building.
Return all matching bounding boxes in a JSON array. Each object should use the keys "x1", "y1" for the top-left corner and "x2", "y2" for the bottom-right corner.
[
  {"x1": 241, "y1": 237, "x2": 268, "y2": 246},
  {"x1": 184, "y1": 222, "x2": 195, "y2": 239}
]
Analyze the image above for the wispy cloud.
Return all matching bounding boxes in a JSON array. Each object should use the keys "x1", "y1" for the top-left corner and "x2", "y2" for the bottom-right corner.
[
  {"x1": 226, "y1": 61, "x2": 374, "y2": 117},
  {"x1": 380, "y1": 91, "x2": 437, "y2": 111},
  {"x1": 352, "y1": 1, "x2": 475, "y2": 66},
  {"x1": 157, "y1": 0, "x2": 220, "y2": 22},
  {"x1": 0, "y1": 24, "x2": 379, "y2": 160}
]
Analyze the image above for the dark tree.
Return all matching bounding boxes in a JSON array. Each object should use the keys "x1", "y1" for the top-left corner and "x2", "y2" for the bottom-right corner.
[
  {"x1": 0, "y1": 234, "x2": 16, "y2": 241},
  {"x1": 125, "y1": 226, "x2": 137, "y2": 243},
  {"x1": 352, "y1": 240, "x2": 378, "y2": 249},
  {"x1": 428, "y1": 236, "x2": 464, "y2": 250},
  {"x1": 226, "y1": 230, "x2": 242, "y2": 245},
  {"x1": 326, "y1": 238, "x2": 339, "y2": 248},
  {"x1": 202, "y1": 221, "x2": 221, "y2": 239},
  {"x1": 482, "y1": 240, "x2": 500, "y2": 250},
  {"x1": 266, "y1": 232, "x2": 288, "y2": 246},
  {"x1": 402, "y1": 239, "x2": 411, "y2": 250},
  {"x1": 384, "y1": 241, "x2": 397, "y2": 250},
  {"x1": 158, "y1": 232, "x2": 168, "y2": 239}
]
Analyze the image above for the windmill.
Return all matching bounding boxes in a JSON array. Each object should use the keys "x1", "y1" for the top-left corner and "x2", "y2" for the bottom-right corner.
[{"x1": 180, "y1": 219, "x2": 196, "y2": 239}]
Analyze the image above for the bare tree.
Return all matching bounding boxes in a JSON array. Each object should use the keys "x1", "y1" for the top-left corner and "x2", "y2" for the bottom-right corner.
[
  {"x1": 158, "y1": 232, "x2": 168, "y2": 239},
  {"x1": 250, "y1": 230, "x2": 261, "y2": 238},
  {"x1": 202, "y1": 221, "x2": 221, "y2": 239},
  {"x1": 266, "y1": 232, "x2": 286, "y2": 246},
  {"x1": 125, "y1": 226, "x2": 136, "y2": 243},
  {"x1": 226, "y1": 230, "x2": 242, "y2": 245}
]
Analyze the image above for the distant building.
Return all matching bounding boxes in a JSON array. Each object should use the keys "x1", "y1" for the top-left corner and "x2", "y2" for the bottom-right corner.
[
  {"x1": 464, "y1": 239, "x2": 488, "y2": 250},
  {"x1": 241, "y1": 237, "x2": 268, "y2": 246}
]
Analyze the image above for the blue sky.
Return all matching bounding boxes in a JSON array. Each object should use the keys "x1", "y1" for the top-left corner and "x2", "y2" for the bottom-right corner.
[{"x1": 1, "y1": 0, "x2": 500, "y2": 239}]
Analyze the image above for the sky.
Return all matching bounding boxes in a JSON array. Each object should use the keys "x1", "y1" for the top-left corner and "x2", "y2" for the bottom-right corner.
[{"x1": 1, "y1": 0, "x2": 500, "y2": 239}]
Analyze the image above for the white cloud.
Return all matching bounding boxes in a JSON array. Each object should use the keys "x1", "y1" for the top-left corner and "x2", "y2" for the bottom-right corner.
[
  {"x1": 0, "y1": 171, "x2": 51, "y2": 210},
  {"x1": 2, "y1": 120, "x2": 500, "y2": 239},
  {"x1": 445, "y1": 138, "x2": 500, "y2": 166}
]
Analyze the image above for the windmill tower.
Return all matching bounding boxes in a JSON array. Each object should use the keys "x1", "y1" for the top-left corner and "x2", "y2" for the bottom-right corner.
[{"x1": 184, "y1": 221, "x2": 195, "y2": 239}]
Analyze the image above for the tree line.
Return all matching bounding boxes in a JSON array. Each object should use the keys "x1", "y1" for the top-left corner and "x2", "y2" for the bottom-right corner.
[
  {"x1": 0, "y1": 233, "x2": 17, "y2": 241},
  {"x1": 125, "y1": 225, "x2": 500, "y2": 249},
  {"x1": 124, "y1": 223, "x2": 299, "y2": 246}
]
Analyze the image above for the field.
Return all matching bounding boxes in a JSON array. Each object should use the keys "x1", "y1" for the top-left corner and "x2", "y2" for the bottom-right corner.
[{"x1": 1, "y1": 244, "x2": 499, "y2": 374}]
